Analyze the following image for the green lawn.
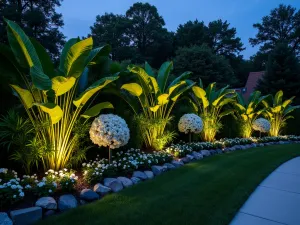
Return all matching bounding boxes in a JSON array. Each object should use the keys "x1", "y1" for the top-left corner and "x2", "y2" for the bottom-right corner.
[{"x1": 38, "y1": 144, "x2": 300, "y2": 225}]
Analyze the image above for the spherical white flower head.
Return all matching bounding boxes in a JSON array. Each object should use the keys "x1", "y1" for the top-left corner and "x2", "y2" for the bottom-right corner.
[
  {"x1": 178, "y1": 113, "x2": 203, "y2": 134},
  {"x1": 252, "y1": 118, "x2": 271, "y2": 133},
  {"x1": 90, "y1": 114, "x2": 130, "y2": 149}
]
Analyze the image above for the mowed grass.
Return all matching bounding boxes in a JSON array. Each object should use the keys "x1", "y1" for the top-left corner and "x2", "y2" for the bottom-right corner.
[{"x1": 37, "y1": 144, "x2": 300, "y2": 225}]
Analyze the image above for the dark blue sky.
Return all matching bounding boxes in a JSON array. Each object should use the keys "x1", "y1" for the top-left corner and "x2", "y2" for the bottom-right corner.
[{"x1": 58, "y1": 0, "x2": 300, "y2": 59}]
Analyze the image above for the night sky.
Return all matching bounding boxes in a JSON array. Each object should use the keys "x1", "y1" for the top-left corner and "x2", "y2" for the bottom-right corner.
[{"x1": 58, "y1": 0, "x2": 300, "y2": 59}]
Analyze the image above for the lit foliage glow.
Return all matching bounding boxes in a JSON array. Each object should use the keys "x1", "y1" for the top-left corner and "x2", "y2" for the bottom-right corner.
[
  {"x1": 1, "y1": 19, "x2": 117, "y2": 170},
  {"x1": 90, "y1": 114, "x2": 130, "y2": 149},
  {"x1": 252, "y1": 118, "x2": 271, "y2": 133},
  {"x1": 262, "y1": 90, "x2": 300, "y2": 136},
  {"x1": 178, "y1": 113, "x2": 203, "y2": 134}
]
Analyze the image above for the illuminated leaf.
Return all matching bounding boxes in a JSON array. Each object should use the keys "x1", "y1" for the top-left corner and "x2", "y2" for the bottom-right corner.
[
  {"x1": 149, "y1": 105, "x2": 160, "y2": 112},
  {"x1": 81, "y1": 102, "x2": 114, "y2": 118},
  {"x1": 73, "y1": 76, "x2": 118, "y2": 107},
  {"x1": 157, "y1": 93, "x2": 169, "y2": 105},
  {"x1": 52, "y1": 76, "x2": 76, "y2": 96},
  {"x1": 34, "y1": 103, "x2": 63, "y2": 124},
  {"x1": 10, "y1": 85, "x2": 34, "y2": 108},
  {"x1": 121, "y1": 83, "x2": 143, "y2": 97}
]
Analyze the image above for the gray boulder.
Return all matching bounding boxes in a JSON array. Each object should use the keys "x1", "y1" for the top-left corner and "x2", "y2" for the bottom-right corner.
[
  {"x1": 216, "y1": 149, "x2": 223, "y2": 154},
  {"x1": 164, "y1": 163, "x2": 176, "y2": 170},
  {"x1": 94, "y1": 183, "x2": 111, "y2": 195},
  {"x1": 58, "y1": 194, "x2": 78, "y2": 211},
  {"x1": 186, "y1": 154, "x2": 194, "y2": 161},
  {"x1": 192, "y1": 151, "x2": 203, "y2": 160},
  {"x1": 0, "y1": 212, "x2": 12, "y2": 225},
  {"x1": 104, "y1": 178, "x2": 123, "y2": 192},
  {"x1": 117, "y1": 177, "x2": 133, "y2": 188},
  {"x1": 180, "y1": 157, "x2": 190, "y2": 164},
  {"x1": 171, "y1": 160, "x2": 184, "y2": 168},
  {"x1": 132, "y1": 171, "x2": 148, "y2": 180},
  {"x1": 10, "y1": 207, "x2": 42, "y2": 225},
  {"x1": 210, "y1": 150, "x2": 217, "y2": 155},
  {"x1": 131, "y1": 176, "x2": 141, "y2": 184},
  {"x1": 80, "y1": 189, "x2": 99, "y2": 201},
  {"x1": 200, "y1": 150, "x2": 210, "y2": 156},
  {"x1": 35, "y1": 197, "x2": 57, "y2": 210},
  {"x1": 151, "y1": 165, "x2": 167, "y2": 176},
  {"x1": 144, "y1": 171, "x2": 154, "y2": 179},
  {"x1": 44, "y1": 210, "x2": 55, "y2": 218}
]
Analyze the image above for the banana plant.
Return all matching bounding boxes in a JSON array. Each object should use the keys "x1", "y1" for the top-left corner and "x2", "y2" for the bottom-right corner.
[
  {"x1": 191, "y1": 80, "x2": 236, "y2": 142},
  {"x1": 262, "y1": 90, "x2": 300, "y2": 136},
  {"x1": 1, "y1": 19, "x2": 118, "y2": 170},
  {"x1": 233, "y1": 91, "x2": 270, "y2": 138},
  {"x1": 120, "y1": 62, "x2": 195, "y2": 150}
]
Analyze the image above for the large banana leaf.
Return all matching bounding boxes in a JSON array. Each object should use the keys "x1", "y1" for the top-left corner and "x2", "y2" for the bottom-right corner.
[
  {"x1": 30, "y1": 66, "x2": 52, "y2": 90},
  {"x1": 62, "y1": 37, "x2": 93, "y2": 78},
  {"x1": 59, "y1": 38, "x2": 79, "y2": 72},
  {"x1": 30, "y1": 38, "x2": 55, "y2": 78},
  {"x1": 282, "y1": 97, "x2": 295, "y2": 108},
  {"x1": 5, "y1": 19, "x2": 52, "y2": 90},
  {"x1": 157, "y1": 94, "x2": 169, "y2": 105},
  {"x1": 73, "y1": 76, "x2": 118, "y2": 107},
  {"x1": 274, "y1": 90, "x2": 283, "y2": 106},
  {"x1": 34, "y1": 103, "x2": 63, "y2": 124},
  {"x1": 167, "y1": 71, "x2": 192, "y2": 89},
  {"x1": 145, "y1": 62, "x2": 155, "y2": 77},
  {"x1": 149, "y1": 105, "x2": 160, "y2": 112},
  {"x1": 10, "y1": 85, "x2": 34, "y2": 109},
  {"x1": 52, "y1": 76, "x2": 76, "y2": 96},
  {"x1": 121, "y1": 83, "x2": 143, "y2": 97},
  {"x1": 85, "y1": 45, "x2": 111, "y2": 66},
  {"x1": 81, "y1": 102, "x2": 114, "y2": 119},
  {"x1": 233, "y1": 102, "x2": 246, "y2": 112},
  {"x1": 157, "y1": 61, "x2": 173, "y2": 92},
  {"x1": 192, "y1": 86, "x2": 209, "y2": 109},
  {"x1": 128, "y1": 66, "x2": 151, "y2": 94},
  {"x1": 168, "y1": 81, "x2": 186, "y2": 96},
  {"x1": 5, "y1": 19, "x2": 42, "y2": 70},
  {"x1": 149, "y1": 76, "x2": 160, "y2": 95},
  {"x1": 171, "y1": 82, "x2": 195, "y2": 102}
]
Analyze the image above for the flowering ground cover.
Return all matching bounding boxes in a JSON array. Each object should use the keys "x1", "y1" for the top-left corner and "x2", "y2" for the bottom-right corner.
[{"x1": 37, "y1": 144, "x2": 300, "y2": 225}]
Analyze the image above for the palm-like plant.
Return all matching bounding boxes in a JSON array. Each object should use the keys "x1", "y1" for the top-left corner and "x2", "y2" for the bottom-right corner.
[
  {"x1": 192, "y1": 80, "x2": 236, "y2": 142},
  {"x1": 120, "y1": 62, "x2": 194, "y2": 150},
  {"x1": 1, "y1": 19, "x2": 118, "y2": 170},
  {"x1": 262, "y1": 90, "x2": 300, "y2": 136},
  {"x1": 233, "y1": 91, "x2": 269, "y2": 138}
]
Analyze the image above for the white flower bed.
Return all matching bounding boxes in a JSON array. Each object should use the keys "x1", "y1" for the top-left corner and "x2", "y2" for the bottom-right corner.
[
  {"x1": 90, "y1": 114, "x2": 130, "y2": 149},
  {"x1": 252, "y1": 118, "x2": 271, "y2": 133},
  {"x1": 178, "y1": 113, "x2": 203, "y2": 134}
]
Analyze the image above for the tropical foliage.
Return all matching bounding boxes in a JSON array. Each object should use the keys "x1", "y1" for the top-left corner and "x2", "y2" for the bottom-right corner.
[
  {"x1": 262, "y1": 90, "x2": 300, "y2": 136},
  {"x1": 0, "y1": 19, "x2": 118, "y2": 170},
  {"x1": 233, "y1": 91, "x2": 269, "y2": 138},
  {"x1": 191, "y1": 80, "x2": 236, "y2": 142},
  {"x1": 120, "y1": 62, "x2": 194, "y2": 150}
]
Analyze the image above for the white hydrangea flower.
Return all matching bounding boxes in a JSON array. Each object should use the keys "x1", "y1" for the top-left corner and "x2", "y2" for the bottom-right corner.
[
  {"x1": 252, "y1": 118, "x2": 271, "y2": 133},
  {"x1": 90, "y1": 114, "x2": 130, "y2": 149},
  {"x1": 178, "y1": 114, "x2": 203, "y2": 134}
]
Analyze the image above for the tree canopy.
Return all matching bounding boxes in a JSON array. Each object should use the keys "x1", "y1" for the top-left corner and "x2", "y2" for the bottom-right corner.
[
  {"x1": 256, "y1": 42, "x2": 300, "y2": 102},
  {"x1": 250, "y1": 4, "x2": 300, "y2": 55},
  {"x1": 174, "y1": 44, "x2": 237, "y2": 87},
  {"x1": 0, "y1": 0, "x2": 65, "y2": 59}
]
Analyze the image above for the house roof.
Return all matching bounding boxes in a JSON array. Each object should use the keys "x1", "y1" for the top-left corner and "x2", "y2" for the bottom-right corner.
[{"x1": 243, "y1": 71, "x2": 264, "y2": 99}]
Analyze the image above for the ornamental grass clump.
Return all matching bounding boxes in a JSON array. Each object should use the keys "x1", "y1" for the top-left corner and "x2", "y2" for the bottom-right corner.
[
  {"x1": 120, "y1": 61, "x2": 195, "y2": 150},
  {"x1": 90, "y1": 114, "x2": 130, "y2": 163},
  {"x1": 252, "y1": 118, "x2": 271, "y2": 136},
  {"x1": 262, "y1": 90, "x2": 300, "y2": 136},
  {"x1": 191, "y1": 79, "x2": 236, "y2": 142},
  {"x1": 178, "y1": 113, "x2": 203, "y2": 142},
  {"x1": 0, "y1": 19, "x2": 118, "y2": 170}
]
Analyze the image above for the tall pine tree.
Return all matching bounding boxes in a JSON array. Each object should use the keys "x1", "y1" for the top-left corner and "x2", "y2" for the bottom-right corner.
[{"x1": 256, "y1": 42, "x2": 300, "y2": 102}]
